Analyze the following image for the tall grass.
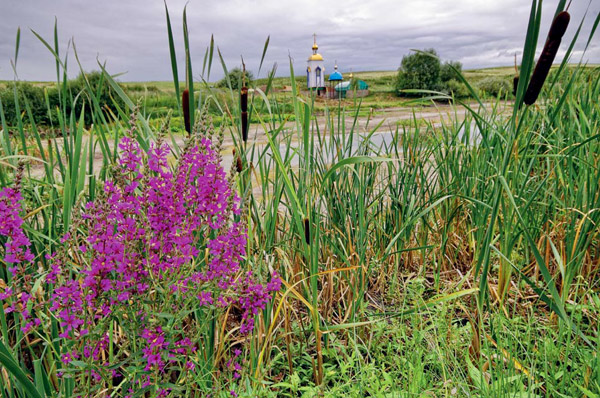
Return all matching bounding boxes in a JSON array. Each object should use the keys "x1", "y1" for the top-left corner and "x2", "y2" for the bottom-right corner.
[{"x1": 0, "y1": 0, "x2": 599, "y2": 396}]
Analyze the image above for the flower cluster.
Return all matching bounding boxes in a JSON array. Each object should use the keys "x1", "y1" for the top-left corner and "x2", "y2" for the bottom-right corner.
[
  {"x1": 0, "y1": 186, "x2": 34, "y2": 267},
  {"x1": 44, "y1": 122, "x2": 280, "y2": 395},
  {"x1": 0, "y1": 177, "x2": 41, "y2": 334}
]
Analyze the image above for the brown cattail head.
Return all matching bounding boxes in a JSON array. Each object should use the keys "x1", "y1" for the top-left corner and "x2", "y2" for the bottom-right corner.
[
  {"x1": 549, "y1": 11, "x2": 570, "y2": 40},
  {"x1": 303, "y1": 217, "x2": 310, "y2": 245},
  {"x1": 241, "y1": 111, "x2": 248, "y2": 142},
  {"x1": 512, "y1": 76, "x2": 519, "y2": 96},
  {"x1": 182, "y1": 89, "x2": 191, "y2": 134},
  {"x1": 241, "y1": 85, "x2": 248, "y2": 142},
  {"x1": 236, "y1": 155, "x2": 243, "y2": 173},
  {"x1": 240, "y1": 86, "x2": 248, "y2": 113},
  {"x1": 524, "y1": 11, "x2": 570, "y2": 106}
]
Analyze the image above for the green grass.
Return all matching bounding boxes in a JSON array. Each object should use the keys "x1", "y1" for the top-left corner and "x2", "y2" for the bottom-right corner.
[{"x1": 256, "y1": 299, "x2": 598, "y2": 397}]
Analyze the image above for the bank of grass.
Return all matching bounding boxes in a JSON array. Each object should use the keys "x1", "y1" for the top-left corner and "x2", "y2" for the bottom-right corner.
[{"x1": 1, "y1": 1, "x2": 600, "y2": 397}]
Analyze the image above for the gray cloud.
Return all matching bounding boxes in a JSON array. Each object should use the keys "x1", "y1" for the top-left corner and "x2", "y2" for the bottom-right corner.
[{"x1": 1, "y1": 0, "x2": 598, "y2": 82}]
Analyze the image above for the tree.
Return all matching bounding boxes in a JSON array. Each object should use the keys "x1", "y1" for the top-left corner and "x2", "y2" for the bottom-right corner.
[
  {"x1": 216, "y1": 68, "x2": 254, "y2": 91},
  {"x1": 440, "y1": 61, "x2": 463, "y2": 83},
  {"x1": 395, "y1": 49, "x2": 441, "y2": 96}
]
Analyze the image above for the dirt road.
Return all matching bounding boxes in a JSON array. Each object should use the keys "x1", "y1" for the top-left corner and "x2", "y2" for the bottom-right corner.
[{"x1": 29, "y1": 101, "x2": 510, "y2": 178}]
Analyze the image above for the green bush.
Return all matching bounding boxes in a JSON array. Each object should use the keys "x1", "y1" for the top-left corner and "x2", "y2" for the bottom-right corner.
[
  {"x1": 395, "y1": 49, "x2": 441, "y2": 96},
  {"x1": 0, "y1": 71, "x2": 124, "y2": 128},
  {"x1": 0, "y1": 82, "x2": 54, "y2": 126},
  {"x1": 444, "y1": 79, "x2": 470, "y2": 98},
  {"x1": 216, "y1": 67, "x2": 254, "y2": 91},
  {"x1": 440, "y1": 61, "x2": 463, "y2": 83},
  {"x1": 476, "y1": 76, "x2": 512, "y2": 98},
  {"x1": 125, "y1": 83, "x2": 160, "y2": 93},
  {"x1": 395, "y1": 51, "x2": 468, "y2": 98}
]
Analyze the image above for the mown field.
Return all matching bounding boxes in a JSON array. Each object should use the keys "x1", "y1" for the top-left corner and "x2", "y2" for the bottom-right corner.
[{"x1": 1, "y1": 1, "x2": 600, "y2": 397}]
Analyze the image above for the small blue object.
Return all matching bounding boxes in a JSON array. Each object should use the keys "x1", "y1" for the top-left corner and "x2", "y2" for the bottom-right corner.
[{"x1": 328, "y1": 71, "x2": 343, "y2": 81}]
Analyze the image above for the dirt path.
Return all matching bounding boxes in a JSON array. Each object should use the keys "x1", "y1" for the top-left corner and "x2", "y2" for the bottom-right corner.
[
  {"x1": 29, "y1": 101, "x2": 511, "y2": 179},
  {"x1": 244, "y1": 100, "x2": 509, "y2": 145}
]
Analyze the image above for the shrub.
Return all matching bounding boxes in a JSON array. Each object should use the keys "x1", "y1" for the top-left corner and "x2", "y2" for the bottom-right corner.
[
  {"x1": 0, "y1": 120, "x2": 280, "y2": 396},
  {"x1": 0, "y1": 71, "x2": 124, "y2": 128},
  {"x1": 395, "y1": 49, "x2": 441, "y2": 96},
  {"x1": 216, "y1": 68, "x2": 254, "y2": 91},
  {"x1": 125, "y1": 83, "x2": 160, "y2": 93},
  {"x1": 476, "y1": 76, "x2": 512, "y2": 98},
  {"x1": 444, "y1": 79, "x2": 470, "y2": 98},
  {"x1": 0, "y1": 82, "x2": 54, "y2": 126},
  {"x1": 440, "y1": 61, "x2": 463, "y2": 83}
]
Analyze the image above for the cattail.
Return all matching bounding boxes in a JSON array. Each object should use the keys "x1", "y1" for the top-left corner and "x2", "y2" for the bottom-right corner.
[
  {"x1": 240, "y1": 86, "x2": 248, "y2": 112},
  {"x1": 524, "y1": 11, "x2": 570, "y2": 105},
  {"x1": 236, "y1": 156, "x2": 243, "y2": 173},
  {"x1": 240, "y1": 86, "x2": 248, "y2": 142},
  {"x1": 182, "y1": 89, "x2": 191, "y2": 134},
  {"x1": 303, "y1": 217, "x2": 310, "y2": 245}
]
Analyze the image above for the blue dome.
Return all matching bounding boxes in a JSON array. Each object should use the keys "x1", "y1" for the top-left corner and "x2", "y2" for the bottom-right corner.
[{"x1": 328, "y1": 71, "x2": 343, "y2": 81}]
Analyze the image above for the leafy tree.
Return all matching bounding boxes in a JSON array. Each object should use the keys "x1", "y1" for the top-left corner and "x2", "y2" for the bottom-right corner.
[
  {"x1": 440, "y1": 61, "x2": 463, "y2": 83},
  {"x1": 216, "y1": 68, "x2": 254, "y2": 91},
  {"x1": 395, "y1": 49, "x2": 441, "y2": 96}
]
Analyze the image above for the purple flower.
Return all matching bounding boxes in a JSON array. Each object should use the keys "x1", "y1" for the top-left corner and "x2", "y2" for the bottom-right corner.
[
  {"x1": 0, "y1": 186, "x2": 34, "y2": 266},
  {"x1": 8, "y1": 120, "x2": 283, "y2": 393},
  {"x1": 0, "y1": 184, "x2": 41, "y2": 332}
]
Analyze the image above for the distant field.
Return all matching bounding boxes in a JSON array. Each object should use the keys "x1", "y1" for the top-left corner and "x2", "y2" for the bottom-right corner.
[
  {"x1": 124, "y1": 64, "x2": 594, "y2": 106},
  {"x1": 2, "y1": 64, "x2": 596, "y2": 89},
  {"x1": 1, "y1": 64, "x2": 596, "y2": 131}
]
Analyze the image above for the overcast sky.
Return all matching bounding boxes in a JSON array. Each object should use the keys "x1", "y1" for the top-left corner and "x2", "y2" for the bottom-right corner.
[{"x1": 1, "y1": 0, "x2": 598, "y2": 82}]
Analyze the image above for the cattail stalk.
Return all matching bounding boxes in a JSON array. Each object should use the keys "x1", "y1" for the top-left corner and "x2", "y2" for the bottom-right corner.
[
  {"x1": 524, "y1": 11, "x2": 570, "y2": 105},
  {"x1": 512, "y1": 53, "x2": 519, "y2": 97},
  {"x1": 182, "y1": 89, "x2": 191, "y2": 134}
]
